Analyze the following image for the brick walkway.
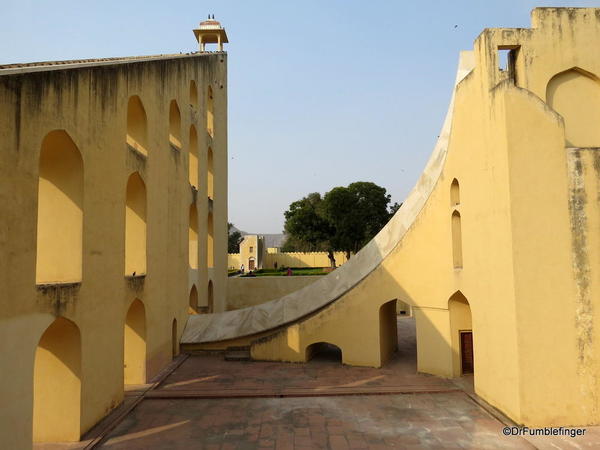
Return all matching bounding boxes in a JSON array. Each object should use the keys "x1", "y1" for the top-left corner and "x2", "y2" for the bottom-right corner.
[{"x1": 35, "y1": 318, "x2": 600, "y2": 449}]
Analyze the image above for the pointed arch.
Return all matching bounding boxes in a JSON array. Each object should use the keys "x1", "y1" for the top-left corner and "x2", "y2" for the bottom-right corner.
[
  {"x1": 207, "y1": 212, "x2": 214, "y2": 268},
  {"x1": 189, "y1": 203, "x2": 198, "y2": 269},
  {"x1": 169, "y1": 100, "x2": 182, "y2": 149},
  {"x1": 452, "y1": 210, "x2": 462, "y2": 269},
  {"x1": 124, "y1": 299, "x2": 146, "y2": 384},
  {"x1": 207, "y1": 147, "x2": 214, "y2": 199},
  {"x1": 546, "y1": 67, "x2": 600, "y2": 147},
  {"x1": 207, "y1": 85, "x2": 214, "y2": 138},
  {"x1": 33, "y1": 317, "x2": 81, "y2": 442},
  {"x1": 450, "y1": 178, "x2": 460, "y2": 206},
  {"x1": 126, "y1": 95, "x2": 148, "y2": 155},
  {"x1": 36, "y1": 130, "x2": 83, "y2": 284},
  {"x1": 189, "y1": 125, "x2": 199, "y2": 188},
  {"x1": 189, "y1": 285, "x2": 198, "y2": 314},
  {"x1": 190, "y1": 80, "x2": 198, "y2": 109},
  {"x1": 125, "y1": 172, "x2": 147, "y2": 276},
  {"x1": 448, "y1": 291, "x2": 473, "y2": 376}
]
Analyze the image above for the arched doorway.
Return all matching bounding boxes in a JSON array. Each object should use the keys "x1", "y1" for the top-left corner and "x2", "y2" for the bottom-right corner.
[
  {"x1": 379, "y1": 299, "x2": 398, "y2": 365},
  {"x1": 248, "y1": 257, "x2": 256, "y2": 272},
  {"x1": 33, "y1": 317, "x2": 81, "y2": 442},
  {"x1": 124, "y1": 299, "x2": 146, "y2": 385},
  {"x1": 448, "y1": 291, "x2": 473, "y2": 377},
  {"x1": 125, "y1": 172, "x2": 147, "y2": 276}
]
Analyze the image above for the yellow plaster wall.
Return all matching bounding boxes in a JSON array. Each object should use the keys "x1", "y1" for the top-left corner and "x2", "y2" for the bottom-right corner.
[
  {"x1": 250, "y1": 9, "x2": 600, "y2": 426},
  {"x1": 226, "y1": 276, "x2": 322, "y2": 310},
  {"x1": 0, "y1": 53, "x2": 228, "y2": 448}
]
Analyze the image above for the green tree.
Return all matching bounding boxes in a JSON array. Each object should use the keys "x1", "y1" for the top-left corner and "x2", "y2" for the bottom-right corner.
[
  {"x1": 283, "y1": 182, "x2": 397, "y2": 267},
  {"x1": 283, "y1": 193, "x2": 337, "y2": 267},
  {"x1": 227, "y1": 222, "x2": 243, "y2": 253}
]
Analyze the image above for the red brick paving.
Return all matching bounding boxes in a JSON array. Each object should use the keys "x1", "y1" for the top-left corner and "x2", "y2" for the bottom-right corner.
[{"x1": 34, "y1": 318, "x2": 600, "y2": 449}]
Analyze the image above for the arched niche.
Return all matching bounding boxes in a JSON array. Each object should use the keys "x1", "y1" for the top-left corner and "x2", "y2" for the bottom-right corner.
[
  {"x1": 189, "y1": 203, "x2": 198, "y2": 269},
  {"x1": 450, "y1": 179, "x2": 460, "y2": 206},
  {"x1": 36, "y1": 130, "x2": 83, "y2": 284},
  {"x1": 452, "y1": 210, "x2": 463, "y2": 269},
  {"x1": 190, "y1": 80, "x2": 198, "y2": 109},
  {"x1": 189, "y1": 285, "x2": 198, "y2": 314},
  {"x1": 207, "y1": 86, "x2": 214, "y2": 138},
  {"x1": 207, "y1": 212, "x2": 214, "y2": 268},
  {"x1": 189, "y1": 125, "x2": 199, "y2": 188},
  {"x1": 448, "y1": 291, "x2": 473, "y2": 377},
  {"x1": 207, "y1": 147, "x2": 214, "y2": 199},
  {"x1": 126, "y1": 95, "x2": 148, "y2": 155},
  {"x1": 33, "y1": 317, "x2": 81, "y2": 442},
  {"x1": 124, "y1": 299, "x2": 146, "y2": 384},
  {"x1": 169, "y1": 100, "x2": 182, "y2": 149},
  {"x1": 125, "y1": 172, "x2": 147, "y2": 276},
  {"x1": 546, "y1": 67, "x2": 600, "y2": 147}
]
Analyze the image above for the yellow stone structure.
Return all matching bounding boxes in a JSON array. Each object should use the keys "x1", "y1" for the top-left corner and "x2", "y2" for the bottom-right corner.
[
  {"x1": 183, "y1": 8, "x2": 600, "y2": 428},
  {"x1": 0, "y1": 22, "x2": 228, "y2": 448},
  {"x1": 4, "y1": 7, "x2": 600, "y2": 448}
]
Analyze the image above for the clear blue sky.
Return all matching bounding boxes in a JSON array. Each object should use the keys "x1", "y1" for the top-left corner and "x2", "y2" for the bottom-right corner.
[{"x1": 2, "y1": 1, "x2": 597, "y2": 233}]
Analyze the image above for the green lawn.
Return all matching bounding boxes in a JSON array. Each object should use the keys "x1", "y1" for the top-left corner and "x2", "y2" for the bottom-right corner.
[{"x1": 240, "y1": 267, "x2": 330, "y2": 277}]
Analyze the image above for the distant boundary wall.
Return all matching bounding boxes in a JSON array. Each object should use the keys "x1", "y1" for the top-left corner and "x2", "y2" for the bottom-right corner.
[
  {"x1": 227, "y1": 276, "x2": 321, "y2": 310},
  {"x1": 228, "y1": 251, "x2": 349, "y2": 270}
]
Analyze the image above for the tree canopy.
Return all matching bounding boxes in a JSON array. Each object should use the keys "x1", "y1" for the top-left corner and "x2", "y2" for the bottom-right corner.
[
  {"x1": 228, "y1": 222, "x2": 243, "y2": 253},
  {"x1": 283, "y1": 182, "x2": 400, "y2": 267}
]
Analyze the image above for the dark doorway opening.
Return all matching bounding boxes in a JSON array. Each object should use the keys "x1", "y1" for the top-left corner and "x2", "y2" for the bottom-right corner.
[{"x1": 460, "y1": 331, "x2": 474, "y2": 374}]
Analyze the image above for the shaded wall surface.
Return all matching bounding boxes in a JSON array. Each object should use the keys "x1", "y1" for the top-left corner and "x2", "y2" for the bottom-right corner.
[
  {"x1": 227, "y1": 276, "x2": 321, "y2": 310},
  {"x1": 0, "y1": 52, "x2": 228, "y2": 449}
]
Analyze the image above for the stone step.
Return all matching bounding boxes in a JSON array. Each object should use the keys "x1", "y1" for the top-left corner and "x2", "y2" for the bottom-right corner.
[{"x1": 224, "y1": 346, "x2": 251, "y2": 361}]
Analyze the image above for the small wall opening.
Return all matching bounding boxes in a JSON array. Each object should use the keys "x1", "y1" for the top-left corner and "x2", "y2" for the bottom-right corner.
[
  {"x1": 207, "y1": 212, "x2": 214, "y2": 268},
  {"x1": 124, "y1": 299, "x2": 146, "y2": 385},
  {"x1": 546, "y1": 67, "x2": 600, "y2": 147},
  {"x1": 36, "y1": 130, "x2": 83, "y2": 284},
  {"x1": 450, "y1": 178, "x2": 460, "y2": 206},
  {"x1": 207, "y1": 280, "x2": 214, "y2": 313},
  {"x1": 189, "y1": 125, "x2": 199, "y2": 188},
  {"x1": 189, "y1": 285, "x2": 198, "y2": 314},
  {"x1": 189, "y1": 203, "x2": 198, "y2": 269},
  {"x1": 379, "y1": 299, "x2": 398, "y2": 365},
  {"x1": 498, "y1": 46, "x2": 518, "y2": 83},
  {"x1": 190, "y1": 80, "x2": 198, "y2": 109},
  {"x1": 448, "y1": 291, "x2": 473, "y2": 377},
  {"x1": 452, "y1": 210, "x2": 463, "y2": 269},
  {"x1": 125, "y1": 172, "x2": 147, "y2": 276},
  {"x1": 33, "y1": 317, "x2": 81, "y2": 442},
  {"x1": 207, "y1": 147, "x2": 214, "y2": 199},
  {"x1": 172, "y1": 318, "x2": 179, "y2": 359},
  {"x1": 126, "y1": 95, "x2": 148, "y2": 156},
  {"x1": 169, "y1": 100, "x2": 182, "y2": 149},
  {"x1": 207, "y1": 86, "x2": 214, "y2": 138},
  {"x1": 306, "y1": 342, "x2": 342, "y2": 363}
]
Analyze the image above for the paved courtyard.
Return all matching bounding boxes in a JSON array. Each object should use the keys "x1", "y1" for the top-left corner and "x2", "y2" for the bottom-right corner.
[{"x1": 36, "y1": 318, "x2": 600, "y2": 449}]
